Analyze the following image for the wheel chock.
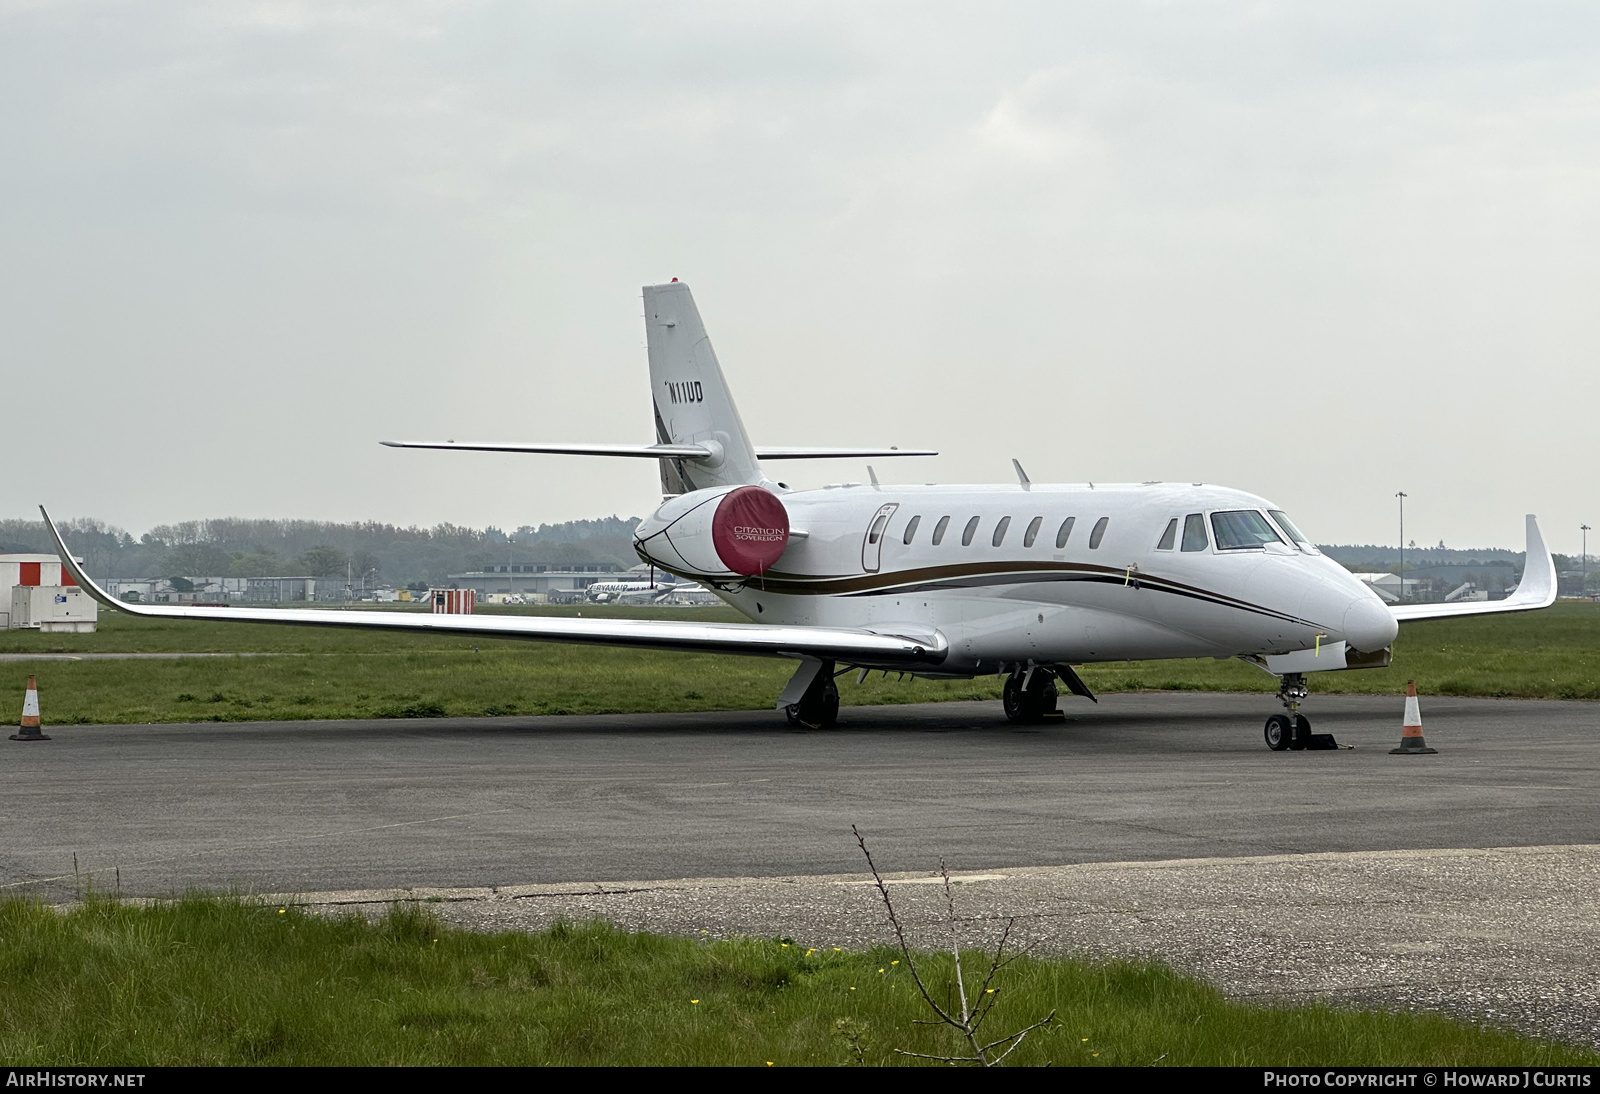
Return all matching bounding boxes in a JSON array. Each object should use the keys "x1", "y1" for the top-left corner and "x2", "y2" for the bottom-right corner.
[
  {"x1": 9, "y1": 675, "x2": 50, "y2": 742},
  {"x1": 1305, "y1": 733, "x2": 1341, "y2": 750}
]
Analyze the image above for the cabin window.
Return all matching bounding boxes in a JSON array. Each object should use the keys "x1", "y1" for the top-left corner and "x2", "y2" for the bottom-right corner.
[
  {"x1": 1023, "y1": 516, "x2": 1043, "y2": 548},
  {"x1": 1055, "y1": 517, "x2": 1075, "y2": 549},
  {"x1": 1088, "y1": 517, "x2": 1109, "y2": 549},
  {"x1": 903, "y1": 515, "x2": 922, "y2": 545},
  {"x1": 991, "y1": 516, "x2": 1011, "y2": 547},
  {"x1": 932, "y1": 516, "x2": 951, "y2": 545},
  {"x1": 1156, "y1": 519, "x2": 1178, "y2": 551},
  {"x1": 1210, "y1": 510, "x2": 1283, "y2": 550},
  {"x1": 961, "y1": 516, "x2": 981, "y2": 546},
  {"x1": 868, "y1": 512, "x2": 890, "y2": 545},
  {"x1": 1181, "y1": 513, "x2": 1208, "y2": 552}
]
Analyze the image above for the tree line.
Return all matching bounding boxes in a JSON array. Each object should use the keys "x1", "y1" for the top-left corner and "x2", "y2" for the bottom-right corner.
[{"x1": 0, "y1": 516, "x2": 643, "y2": 588}]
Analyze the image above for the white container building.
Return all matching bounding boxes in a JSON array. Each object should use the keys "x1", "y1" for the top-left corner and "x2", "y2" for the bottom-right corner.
[{"x1": 0, "y1": 553, "x2": 98, "y2": 632}]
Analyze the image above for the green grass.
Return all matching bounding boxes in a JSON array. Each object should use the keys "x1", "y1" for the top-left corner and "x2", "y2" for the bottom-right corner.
[
  {"x1": 2, "y1": 603, "x2": 1598, "y2": 725},
  {"x1": 0, "y1": 896, "x2": 1589, "y2": 1066}
]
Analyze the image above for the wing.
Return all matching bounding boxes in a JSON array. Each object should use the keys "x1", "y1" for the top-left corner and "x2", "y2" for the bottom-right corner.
[
  {"x1": 1389, "y1": 514, "x2": 1557, "y2": 623},
  {"x1": 40, "y1": 508, "x2": 945, "y2": 667}
]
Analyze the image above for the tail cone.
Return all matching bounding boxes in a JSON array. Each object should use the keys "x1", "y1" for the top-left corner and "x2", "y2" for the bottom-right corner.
[
  {"x1": 1389, "y1": 679, "x2": 1436, "y2": 755},
  {"x1": 10, "y1": 675, "x2": 50, "y2": 742}
]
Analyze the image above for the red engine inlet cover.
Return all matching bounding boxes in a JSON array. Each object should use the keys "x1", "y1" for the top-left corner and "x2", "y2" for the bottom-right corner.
[{"x1": 711, "y1": 486, "x2": 790, "y2": 575}]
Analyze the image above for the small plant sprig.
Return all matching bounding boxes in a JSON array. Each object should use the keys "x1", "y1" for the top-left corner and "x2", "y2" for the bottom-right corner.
[{"x1": 853, "y1": 825, "x2": 1055, "y2": 1066}]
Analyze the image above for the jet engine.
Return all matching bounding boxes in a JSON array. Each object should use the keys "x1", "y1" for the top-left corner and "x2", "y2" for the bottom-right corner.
[{"x1": 633, "y1": 485, "x2": 791, "y2": 579}]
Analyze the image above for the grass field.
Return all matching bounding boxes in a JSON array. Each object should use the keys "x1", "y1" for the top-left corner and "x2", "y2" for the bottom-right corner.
[
  {"x1": 1, "y1": 602, "x2": 1596, "y2": 725},
  {"x1": 0, "y1": 895, "x2": 1590, "y2": 1067}
]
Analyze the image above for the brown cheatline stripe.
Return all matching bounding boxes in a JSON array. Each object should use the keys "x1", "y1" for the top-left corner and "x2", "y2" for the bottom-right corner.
[{"x1": 740, "y1": 560, "x2": 1327, "y2": 630}]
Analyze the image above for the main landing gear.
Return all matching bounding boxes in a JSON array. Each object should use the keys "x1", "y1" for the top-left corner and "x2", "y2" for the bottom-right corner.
[
  {"x1": 1003, "y1": 667, "x2": 1059, "y2": 724},
  {"x1": 1001, "y1": 663, "x2": 1096, "y2": 724},
  {"x1": 785, "y1": 661, "x2": 840, "y2": 729},
  {"x1": 1264, "y1": 672, "x2": 1339, "y2": 751}
]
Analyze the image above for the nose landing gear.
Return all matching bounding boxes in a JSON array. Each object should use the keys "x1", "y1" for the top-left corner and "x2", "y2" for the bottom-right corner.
[{"x1": 1264, "y1": 672, "x2": 1340, "y2": 751}]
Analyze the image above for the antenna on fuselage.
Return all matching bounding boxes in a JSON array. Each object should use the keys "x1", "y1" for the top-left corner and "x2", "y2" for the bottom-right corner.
[
  {"x1": 1012, "y1": 459, "x2": 1031, "y2": 490},
  {"x1": 868, "y1": 466, "x2": 880, "y2": 489}
]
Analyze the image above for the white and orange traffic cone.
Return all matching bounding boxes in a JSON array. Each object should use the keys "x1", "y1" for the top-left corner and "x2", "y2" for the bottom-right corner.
[
  {"x1": 1389, "y1": 679, "x2": 1435, "y2": 755},
  {"x1": 10, "y1": 675, "x2": 50, "y2": 742}
]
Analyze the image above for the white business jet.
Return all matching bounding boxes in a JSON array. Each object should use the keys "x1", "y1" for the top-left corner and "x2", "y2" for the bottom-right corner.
[{"x1": 42, "y1": 281, "x2": 1557, "y2": 749}]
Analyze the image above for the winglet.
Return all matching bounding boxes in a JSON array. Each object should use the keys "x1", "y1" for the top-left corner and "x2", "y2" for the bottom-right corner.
[
  {"x1": 1515, "y1": 513, "x2": 1558, "y2": 610},
  {"x1": 39, "y1": 506, "x2": 141, "y2": 615}
]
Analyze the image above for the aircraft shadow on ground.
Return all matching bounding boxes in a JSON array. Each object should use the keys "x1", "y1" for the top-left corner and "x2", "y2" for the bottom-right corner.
[{"x1": 105, "y1": 697, "x2": 1371, "y2": 747}]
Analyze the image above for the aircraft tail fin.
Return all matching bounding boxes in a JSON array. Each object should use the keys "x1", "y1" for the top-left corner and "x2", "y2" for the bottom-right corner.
[{"x1": 644, "y1": 281, "x2": 764, "y2": 494}]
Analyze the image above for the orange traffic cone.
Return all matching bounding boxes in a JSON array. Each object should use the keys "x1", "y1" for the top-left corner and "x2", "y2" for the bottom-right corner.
[
  {"x1": 1389, "y1": 679, "x2": 1435, "y2": 755},
  {"x1": 10, "y1": 675, "x2": 50, "y2": 742}
]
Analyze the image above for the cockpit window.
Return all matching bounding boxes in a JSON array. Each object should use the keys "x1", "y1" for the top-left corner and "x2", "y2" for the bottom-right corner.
[
  {"x1": 1181, "y1": 513, "x2": 1208, "y2": 552},
  {"x1": 1156, "y1": 519, "x2": 1178, "y2": 551},
  {"x1": 1268, "y1": 510, "x2": 1317, "y2": 552},
  {"x1": 1210, "y1": 510, "x2": 1284, "y2": 550}
]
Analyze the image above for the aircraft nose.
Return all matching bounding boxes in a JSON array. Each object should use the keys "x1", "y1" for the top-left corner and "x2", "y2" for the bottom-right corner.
[{"x1": 1342, "y1": 595, "x2": 1398, "y2": 653}]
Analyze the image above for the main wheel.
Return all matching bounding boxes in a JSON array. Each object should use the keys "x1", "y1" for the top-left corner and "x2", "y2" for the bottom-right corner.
[
  {"x1": 1003, "y1": 673, "x2": 1059, "y2": 723},
  {"x1": 1002, "y1": 674, "x2": 1031, "y2": 722},
  {"x1": 1264, "y1": 714, "x2": 1292, "y2": 751},
  {"x1": 785, "y1": 676, "x2": 840, "y2": 729}
]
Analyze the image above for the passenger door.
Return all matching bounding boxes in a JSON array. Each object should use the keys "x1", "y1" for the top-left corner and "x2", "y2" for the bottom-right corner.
[{"x1": 861, "y1": 503, "x2": 899, "y2": 573}]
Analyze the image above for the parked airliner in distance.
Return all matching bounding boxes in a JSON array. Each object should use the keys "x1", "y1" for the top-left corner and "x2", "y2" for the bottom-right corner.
[
  {"x1": 44, "y1": 280, "x2": 1557, "y2": 749},
  {"x1": 584, "y1": 576, "x2": 683, "y2": 604}
]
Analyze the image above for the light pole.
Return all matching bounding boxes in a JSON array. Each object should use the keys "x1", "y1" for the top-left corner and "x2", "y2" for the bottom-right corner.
[
  {"x1": 1396, "y1": 492, "x2": 1408, "y2": 602},
  {"x1": 1584, "y1": 524, "x2": 1592, "y2": 598}
]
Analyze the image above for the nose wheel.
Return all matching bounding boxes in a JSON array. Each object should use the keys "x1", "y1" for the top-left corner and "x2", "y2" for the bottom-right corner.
[{"x1": 1264, "y1": 712, "x2": 1313, "y2": 751}]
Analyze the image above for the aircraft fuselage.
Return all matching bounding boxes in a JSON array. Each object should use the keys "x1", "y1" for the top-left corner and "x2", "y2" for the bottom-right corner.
[{"x1": 636, "y1": 480, "x2": 1399, "y2": 676}]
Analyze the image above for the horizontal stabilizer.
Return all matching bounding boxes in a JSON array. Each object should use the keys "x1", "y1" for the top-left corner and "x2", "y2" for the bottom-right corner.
[
  {"x1": 754, "y1": 447, "x2": 937, "y2": 460},
  {"x1": 382, "y1": 441, "x2": 936, "y2": 460},
  {"x1": 40, "y1": 508, "x2": 946, "y2": 668},
  {"x1": 381, "y1": 441, "x2": 711, "y2": 458},
  {"x1": 1389, "y1": 515, "x2": 1557, "y2": 623}
]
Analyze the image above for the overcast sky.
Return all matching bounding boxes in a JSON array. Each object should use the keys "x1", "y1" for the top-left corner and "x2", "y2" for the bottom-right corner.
[{"x1": 4, "y1": 1, "x2": 1597, "y2": 550}]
